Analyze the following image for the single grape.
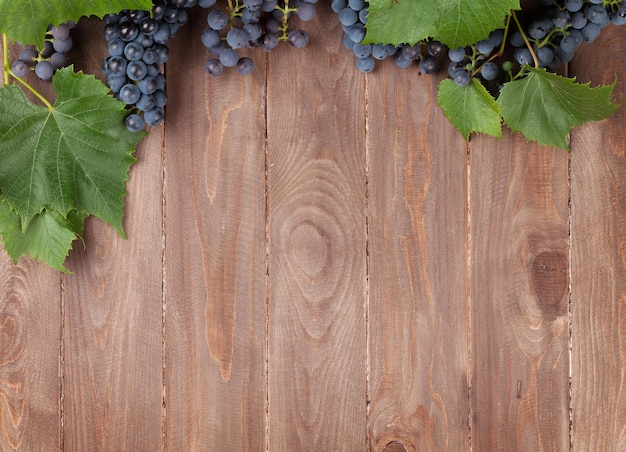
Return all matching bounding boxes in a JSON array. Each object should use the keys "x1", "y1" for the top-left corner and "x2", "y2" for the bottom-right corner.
[
  {"x1": 356, "y1": 56, "x2": 375, "y2": 72},
  {"x1": 475, "y1": 39, "x2": 494, "y2": 55},
  {"x1": 552, "y1": 10, "x2": 570, "y2": 28},
  {"x1": 127, "y1": 60, "x2": 148, "y2": 80},
  {"x1": 227, "y1": 28, "x2": 249, "y2": 49},
  {"x1": 488, "y1": 29, "x2": 504, "y2": 48},
  {"x1": 348, "y1": 0, "x2": 365, "y2": 10},
  {"x1": 400, "y1": 44, "x2": 420, "y2": 60},
  {"x1": 52, "y1": 36, "x2": 73, "y2": 53},
  {"x1": 138, "y1": 76, "x2": 158, "y2": 94},
  {"x1": 352, "y1": 43, "x2": 371, "y2": 59},
  {"x1": 452, "y1": 69, "x2": 470, "y2": 87},
  {"x1": 331, "y1": 0, "x2": 347, "y2": 13},
  {"x1": 220, "y1": 48, "x2": 239, "y2": 67},
  {"x1": 107, "y1": 74, "x2": 127, "y2": 93},
  {"x1": 125, "y1": 113, "x2": 144, "y2": 132},
  {"x1": 50, "y1": 52, "x2": 68, "y2": 69},
  {"x1": 144, "y1": 107, "x2": 164, "y2": 126},
  {"x1": 140, "y1": 17, "x2": 159, "y2": 35},
  {"x1": 124, "y1": 41, "x2": 144, "y2": 60},
  {"x1": 117, "y1": 19, "x2": 139, "y2": 41},
  {"x1": 50, "y1": 24, "x2": 71, "y2": 40},
  {"x1": 480, "y1": 61, "x2": 499, "y2": 81},
  {"x1": 136, "y1": 93, "x2": 156, "y2": 112},
  {"x1": 339, "y1": 8, "x2": 358, "y2": 26},
  {"x1": 236, "y1": 57, "x2": 254, "y2": 75},
  {"x1": 119, "y1": 83, "x2": 141, "y2": 104},
  {"x1": 18, "y1": 48, "x2": 39, "y2": 66},
  {"x1": 394, "y1": 52, "x2": 412, "y2": 68},
  {"x1": 514, "y1": 48, "x2": 533, "y2": 66},
  {"x1": 108, "y1": 38, "x2": 125, "y2": 56},
  {"x1": 612, "y1": 7, "x2": 626, "y2": 26},
  {"x1": 528, "y1": 19, "x2": 553, "y2": 40},
  {"x1": 427, "y1": 40, "x2": 446, "y2": 57},
  {"x1": 34, "y1": 60, "x2": 54, "y2": 81},
  {"x1": 204, "y1": 58, "x2": 224, "y2": 76},
  {"x1": 288, "y1": 30, "x2": 309, "y2": 49},
  {"x1": 536, "y1": 46, "x2": 554, "y2": 67},
  {"x1": 11, "y1": 60, "x2": 30, "y2": 78},
  {"x1": 448, "y1": 47, "x2": 466, "y2": 63},
  {"x1": 418, "y1": 56, "x2": 437, "y2": 74},
  {"x1": 153, "y1": 90, "x2": 167, "y2": 108},
  {"x1": 244, "y1": 0, "x2": 263, "y2": 9},
  {"x1": 509, "y1": 31, "x2": 525, "y2": 48},
  {"x1": 153, "y1": 23, "x2": 171, "y2": 44},
  {"x1": 208, "y1": 10, "x2": 228, "y2": 30},
  {"x1": 297, "y1": 3, "x2": 316, "y2": 21},
  {"x1": 244, "y1": 23, "x2": 263, "y2": 41},
  {"x1": 564, "y1": 0, "x2": 583, "y2": 12},
  {"x1": 586, "y1": 4, "x2": 609, "y2": 27},
  {"x1": 347, "y1": 23, "x2": 366, "y2": 43},
  {"x1": 571, "y1": 11, "x2": 588, "y2": 29},
  {"x1": 581, "y1": 22, "x2": 601, "y2": 42}
]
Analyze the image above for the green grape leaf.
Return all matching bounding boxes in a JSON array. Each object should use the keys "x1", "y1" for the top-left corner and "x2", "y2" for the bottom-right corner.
[
  {"x1": 437, "y1": 78, "x2": 502, "y2": 139},
  {"x1": 0, "y1": 198, "x2": 86, "y2": 273},
  {"x1": 434, "y1": 0, "x2": 519, "y2": 48},
  {"x1": 0, "y1": 0, "x2": 153, "y2": 47},
  {"x1": 498, "y1": 67, "x2": 620, "y2": 150},
  {"x1": 363, "y1": 0, "x2": 435, "y2": 46},
  {"x1": 0, "y1": 66, "x2": 143, "y2": 235},
  {"x1": 364, "y1": 0, "x2": 520, "y2": 48}
]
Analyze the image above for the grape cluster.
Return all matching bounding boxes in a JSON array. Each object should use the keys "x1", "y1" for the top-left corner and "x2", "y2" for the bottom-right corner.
[
  {"x1": 332, "y1": 0, "x2": 447, "y2": 74},
  {"x1": 10, "y1": 22, "x2": 75, "y2": 81},
  {"x1": 334, "y1": 0, "x2": 626, "y2": 90},
  {"x1": 102, "y1": 0, "x2": 194, "y2": 132},
  {"x1": 199, "y1": 0, "x2": 317, "y2": 76},
  {"x1": 446, "y1": 0, "x2": 626, "y2": 88}
]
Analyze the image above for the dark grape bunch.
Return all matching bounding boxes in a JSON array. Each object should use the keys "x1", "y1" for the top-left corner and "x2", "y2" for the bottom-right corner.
[
  {"x1": 444, "y1": 0, "x2": 626, "y2": 88},
  {"x1": 101, "y1": 0, "x2": 195, "y2": 132},
  {"x1": 332, "y1": 0, "x2": 447, "y2": 74},
  {"x1": 334, "y1": 0, "x2": 626, "y2": 89},
  {"x1": 10, "y1": 22, "x2": 75, "y2": 81},
  {"x1": 199, "y1": 0, "x2": 317, "y2": 77}
]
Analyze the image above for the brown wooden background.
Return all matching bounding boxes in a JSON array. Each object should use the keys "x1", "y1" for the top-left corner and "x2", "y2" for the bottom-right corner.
[{"x1": 1, "y1": 5, "x2": 625, "y2": 451}]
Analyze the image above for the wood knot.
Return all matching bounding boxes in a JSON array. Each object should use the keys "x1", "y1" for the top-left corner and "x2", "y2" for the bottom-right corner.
[
  {"x1": 383, "y1": 441, "x2": 408, "y2": 452},
  {"x1": 530, "y1": 251, "x2": 568, "y2": 319}
]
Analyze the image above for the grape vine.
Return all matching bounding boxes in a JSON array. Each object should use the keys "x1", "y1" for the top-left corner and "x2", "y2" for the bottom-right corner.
[{"x1": 0, "y1": 0, "x2": 622, "y2": 271}]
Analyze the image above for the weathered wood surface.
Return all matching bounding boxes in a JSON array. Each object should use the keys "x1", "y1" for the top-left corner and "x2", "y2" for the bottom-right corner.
[
  {"x1": 0, "y1": 6, "x2": 625, "y2": 452},
  {"x1": 570, "y1": 25, "x2": 626, "y2": 452}
]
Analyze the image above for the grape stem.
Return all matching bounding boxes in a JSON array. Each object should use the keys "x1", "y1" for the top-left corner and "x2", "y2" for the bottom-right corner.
[
  {"x1": 511, "y1": 10, "x2": 539, "y2": 71},
  {"x1": 2, "y1": 34, "x2": 53, "y2": 110}
]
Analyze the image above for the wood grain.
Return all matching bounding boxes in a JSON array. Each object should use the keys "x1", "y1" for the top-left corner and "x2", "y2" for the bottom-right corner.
[
  {"x1": 570, "y1": 25, "x2": 626, "y2": 451},
  {"x1": 470, "y1": 133, "x2": 570, "y2": 451},
  {"x1": 62, "y1": 119, "x2": 164, "y2": 451},
  {"x1": 164, "y1": 7, "x2": 267, "y2": 450},
  {"x1": 266, "y1": 8, "x2": 367, "y2": 450},
  {"x1": 0, "y1": 257, "x2": 61, "y2": 451},
  {"x1": 367, "y1": 65, "x2": 469, "y2": 451},
  {"x1": 61, "y1": 18, "x2": 164, "y2": 451},
  {"x1": 0, "y1": 42, "x2": 62, "y2": 452}
]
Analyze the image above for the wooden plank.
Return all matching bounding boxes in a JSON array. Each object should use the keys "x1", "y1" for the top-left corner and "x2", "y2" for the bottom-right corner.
[
  {"x1": 0, "y1": 257, "x2": 61, "y2": 450},
  {"x1": 61, "y1": 18, "x2": 164, "y2": 451},
  {"x1": 163, "y1": 8, "x2": 267, "y2": 450},
  {"x1": 62, "y1": 133, "x2": 164, "y2": 451},
  {"x1": 570, "y1": 25, "x2": 626, "y2": 451},
  {"x1": 470, "y1": 133, "x2": 570, "y2": 450},
  {"x1": 367, "y1": 67, "x2": 469, "y2": 450},
  {"x1": 0, "y1": 42, "x2": 61, "y2": 452},
  {"x1": 266, "y1": 9, "x2": 367, "y2": 450}
]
